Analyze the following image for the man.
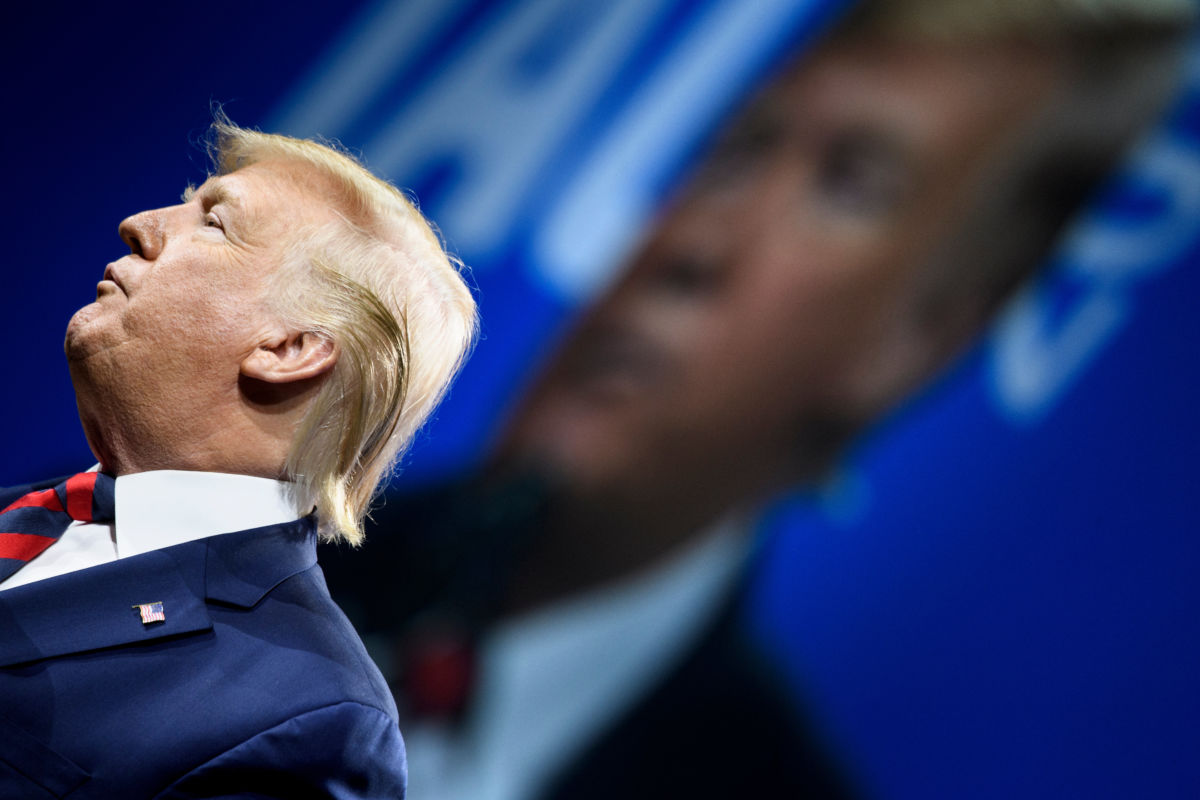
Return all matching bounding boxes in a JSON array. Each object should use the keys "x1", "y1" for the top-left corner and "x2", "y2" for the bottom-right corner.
[
  {"x1": 322, "y1": 1, "x2": 1193, "y2": 798},
  {"x1": 0, "y1": 119, "x2": 476, "y2": 798}
]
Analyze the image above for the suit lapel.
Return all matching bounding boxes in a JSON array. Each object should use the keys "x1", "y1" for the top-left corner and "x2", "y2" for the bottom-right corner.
[
  {"x1": 0, "y1": 541, "x2": 212, "y2": 667},
  {"x1": 0, "y1": 514, "x2": 320, "y2": 667}
]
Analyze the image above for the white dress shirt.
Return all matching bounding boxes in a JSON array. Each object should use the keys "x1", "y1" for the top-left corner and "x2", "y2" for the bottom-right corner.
[{"x1": 0, "y1": 469, "x2": 301, "y2": 591}]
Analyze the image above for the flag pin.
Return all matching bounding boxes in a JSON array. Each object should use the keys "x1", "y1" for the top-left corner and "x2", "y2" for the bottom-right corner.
[{"x1": 133, "y1": 601, "x2": 165, "y2": 625}]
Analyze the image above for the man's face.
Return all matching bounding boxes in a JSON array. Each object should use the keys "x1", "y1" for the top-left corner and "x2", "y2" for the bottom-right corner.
[
  {"x1": 65, "y1": 159, "x2": 332, "y2": 469},
  {"x1": 498, "y1": 36, "x2": 1062, "y2": 510}
]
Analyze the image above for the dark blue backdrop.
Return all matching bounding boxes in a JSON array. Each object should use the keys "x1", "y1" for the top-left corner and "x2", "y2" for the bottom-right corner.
[{"x1": 4, "y1": 2, "x2": 1197, "y2": 797}]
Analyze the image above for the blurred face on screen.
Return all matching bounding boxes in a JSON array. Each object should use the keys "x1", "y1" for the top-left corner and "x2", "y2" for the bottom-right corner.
[{"x1": 499, "y1": 35, "x2": 1061, "y2": 516}]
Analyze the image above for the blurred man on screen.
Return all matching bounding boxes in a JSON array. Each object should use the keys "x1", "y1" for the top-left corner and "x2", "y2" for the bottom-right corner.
[{"x1": 323, "y1": 1, "x2": 1193, "y2": 798}]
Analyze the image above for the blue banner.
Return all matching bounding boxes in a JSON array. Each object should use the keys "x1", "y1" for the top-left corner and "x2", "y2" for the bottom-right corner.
[{"x1": 3, "y1": 2, "x2": 1196, "y2": 796}]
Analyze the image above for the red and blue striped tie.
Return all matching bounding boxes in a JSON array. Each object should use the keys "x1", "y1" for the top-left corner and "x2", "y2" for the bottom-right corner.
[{"x1": 0, "y1": 473, "x2": 116, "y2": 582}]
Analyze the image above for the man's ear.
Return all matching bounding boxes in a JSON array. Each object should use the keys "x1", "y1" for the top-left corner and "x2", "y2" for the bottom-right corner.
[{"x1": 241, "y1": 329, "x2": 339, "y2": 384}]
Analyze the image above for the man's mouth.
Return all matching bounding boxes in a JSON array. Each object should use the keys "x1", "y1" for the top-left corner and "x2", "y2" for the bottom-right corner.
[
  {"x1": 554, "y1": 326, "x2": 668, "y2": 402},
  {"x1": 99, "y1": 264, "x2": 125, "y2": 294}
]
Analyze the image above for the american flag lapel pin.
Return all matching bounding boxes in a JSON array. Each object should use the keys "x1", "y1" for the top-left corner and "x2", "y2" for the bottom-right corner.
[{"x1": 133, "y1": 601, "x2": 166, "y2": 625}]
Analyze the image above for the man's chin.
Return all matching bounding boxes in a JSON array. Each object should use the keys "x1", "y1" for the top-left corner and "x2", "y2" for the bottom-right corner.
[{"x1": 64, "y1": 303, "x2": 107, "y2": 360}]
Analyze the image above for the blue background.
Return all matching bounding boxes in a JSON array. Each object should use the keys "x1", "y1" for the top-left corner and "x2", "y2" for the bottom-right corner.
[{"x1": 3, "y1": 1, "x2": 1197, "y2": 796}]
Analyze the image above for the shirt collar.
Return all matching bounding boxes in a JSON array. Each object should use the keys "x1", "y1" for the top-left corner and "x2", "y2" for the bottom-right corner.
[{"x1": 113, "y1": 470, "x2": 300, "y2": 559}]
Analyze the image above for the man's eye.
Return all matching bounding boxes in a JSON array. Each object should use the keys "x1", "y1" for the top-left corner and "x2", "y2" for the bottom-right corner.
[
  {"x1": 653, "y1": 254, "x2": 725, "y2": 297},
  {"x1": 204, "y1": 213, "x2": 223, "y2": 230},
  {"x1": 696, "y1": 117, "x2": 783, "y2": 188},
  {"x1": 816, "y1": 132, "x2": 907, "y2": 216}
]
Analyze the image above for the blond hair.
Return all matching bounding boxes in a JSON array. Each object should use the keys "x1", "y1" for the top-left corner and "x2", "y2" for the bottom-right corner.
[{"x1": 210, "y1": 118, "x2": 478, "y2": 545}]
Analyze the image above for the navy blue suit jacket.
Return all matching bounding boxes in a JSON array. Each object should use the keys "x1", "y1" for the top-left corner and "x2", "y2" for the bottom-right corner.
[{"x1": 0, "y1": 479, "x2": 406, "y2": 799}]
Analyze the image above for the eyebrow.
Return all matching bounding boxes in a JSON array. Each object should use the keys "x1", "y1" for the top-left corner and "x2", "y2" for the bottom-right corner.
[{"x1": 181, "y1": 178, "x2": 245, "y2": 211}]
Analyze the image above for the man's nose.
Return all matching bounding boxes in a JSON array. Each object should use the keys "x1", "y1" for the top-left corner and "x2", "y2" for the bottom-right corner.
[{"x1": 118, "y1": 209, "x2": 165, "y2": 260}]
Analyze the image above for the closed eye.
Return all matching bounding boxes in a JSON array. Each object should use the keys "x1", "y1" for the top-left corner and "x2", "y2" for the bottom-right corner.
[{"x1": 815, "y1": 129, "x2": 910, "y2": 217}]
